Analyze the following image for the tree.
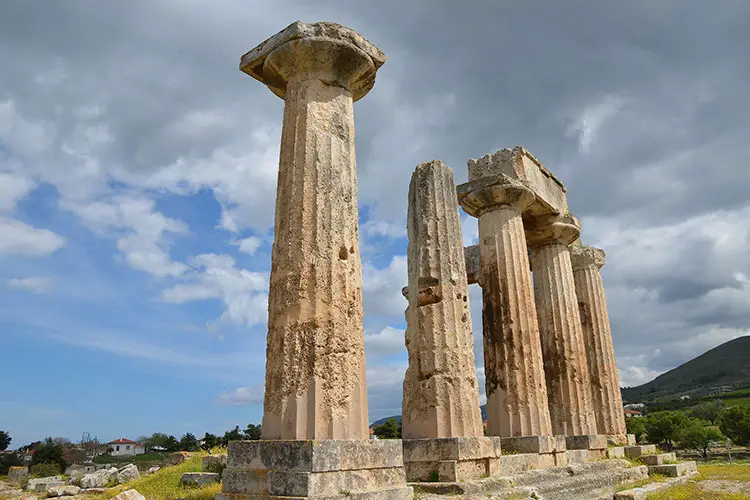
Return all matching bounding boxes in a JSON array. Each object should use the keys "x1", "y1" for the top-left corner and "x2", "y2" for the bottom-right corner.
[
  {"x1": 221, "y1": 426, "x2": 244, "y2": 446},
  {"x1": 677, "y1": 419, "x2": 724, "y2": 460},
  {"x1": 371, "y1": 419, "x2": 401, "y2": 439},
  {"x1": 0, "y1": 430, "x2": 10, "y2": 451},
  {"x1": 626, "y1": 417, "x2": 646, "y2": 443},
  {"x1": 719, "y1": 404, "x2": 750, "y2": 446},
  {"x1": 243, "y1": 424, "x2": 262, "y2": 440},
  {"x1": 30, "y1": 438, "x2": 67, "y2": 473},
  {"x1": 179, "y1": 433, "x2": 199, "y2": 452},
  {"x1": 0, "y1": 452, "x2": 23, "y2": 475},
  {"x1": 644, "y1": 411, "x2": 690, "y2": 450},
  {"x1": 690, "y1": 400, "x2": 725, "y2": 424},
  {"x1": 165, "y1": 435, "x2": 180, "y2": 452},
  {"x1": 201, "y1": 433, "x2": 220, "y2": 450}
]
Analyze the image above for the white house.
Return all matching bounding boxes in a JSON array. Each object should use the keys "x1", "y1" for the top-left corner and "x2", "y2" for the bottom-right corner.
[{"x1": 107, "y1": 438, "x2": 145, "y2": 456}]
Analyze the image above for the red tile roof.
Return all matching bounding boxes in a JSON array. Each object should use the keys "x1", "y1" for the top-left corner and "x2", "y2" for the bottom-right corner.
[{"x1": 107, "y1": 438, "x2": 138, "y2": 444}]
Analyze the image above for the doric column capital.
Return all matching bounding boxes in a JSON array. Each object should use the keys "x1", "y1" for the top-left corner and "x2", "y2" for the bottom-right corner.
[
  {"x1": 570, "y1": 245, "x2": 606, "y2": 271},
  {"x1": 457, "y1": 174, "x2": 535, "y2": 217},
  {"x1": 525, "y1": 213, "x2": 581, "y2": 248},
  {"x1": 240, "y1": 21, "x2": 386, "y2": 101}
]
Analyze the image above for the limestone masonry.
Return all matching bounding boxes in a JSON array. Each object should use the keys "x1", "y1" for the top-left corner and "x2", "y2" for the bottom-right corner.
[{"x1": 223, "y1": 19, "x2": 652, "y2": 499}]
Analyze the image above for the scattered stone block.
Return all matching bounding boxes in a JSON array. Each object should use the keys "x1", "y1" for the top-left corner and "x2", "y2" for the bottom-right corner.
[
  {"x1": 167, "y1": 451, "x2": 191, "y2": 465},
  {"x1": 648, "y1": 461, "x2": 697, "y2": 477},
  {"x1": 8, "y1": 466, "x2": 29, "y2": 484},
  {"x1": 201, "y1": 454, "x2": 227, "y2": 474},
  {"x1": 27, "y1": 476, "x2": 63, "y2": 493},
  {"x1": 80, "y1": 467, "x2": 118, "y2": 488},
  {"x1": 117, "y1": 463, "x2": 140, "y2": 484},
  {"x1": 46, "y1": 484, "x2": 81, "y2": 497},
  {"x1": 624, "y1": 444, "x2": 657, "y2": 459},
  {"x1": 145, "y1": 466, "x2": 160, "y2": 475},
  {"x1": 181, "y1": 472, "x2": 220, "y2": 487},
  {"x1": 641, "y1": 452, "x2": 677, "y2": 466},
  {"x1": 112, "y1": 488, "x2": 146, "y2": 500}
]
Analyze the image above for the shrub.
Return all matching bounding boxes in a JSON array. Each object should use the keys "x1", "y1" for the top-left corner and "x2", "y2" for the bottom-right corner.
[
  {"x1": 30, "y1": 462, "x2": 62, "y2": 477},
  {"x1": 719, "y1": 404, "x2": 750, "y2": 446},
  {"x1": 0, "y1": 452, "x2": 23, "y2": 475}
]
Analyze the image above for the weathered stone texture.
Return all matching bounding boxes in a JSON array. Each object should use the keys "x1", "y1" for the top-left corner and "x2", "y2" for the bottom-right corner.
[
  {"x1": 457, "y1": 170, "x2": 552, "y2": 438},
  {"x1": 571, "y1": 244, "x2": 628, "y2": 439},
  {"x1": 241, "y1": 21, "x2": 386, "y2": 440},
  {"x1": 527, "y1": 214, "x2": 597, "y2": 436},
  {"x1": 402, "y1": 160, "x2": 483, "y2": 439}
]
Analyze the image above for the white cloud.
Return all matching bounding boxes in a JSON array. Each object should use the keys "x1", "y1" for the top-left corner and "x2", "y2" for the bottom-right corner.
[
  {"x1": 362, "y1": 255, "x2": 408, "y2": 320},
  {"x1": 218, "y1": 384, "x2": 264, "y2": 406},
  {"x1": 0, "y1": 218, "x2": 66, "y2": 257},
  {"x1": 0, "y1": 173, "x2": 35, "y2": 212},
  {"x1": 235, "y1": 236, "x2": 262, "y2": 255},
  {"x1": 364, "y1": 326, "x2": 405, "y2": 358},
  {"x1": 161, "y1": 253, "x2": 268, "y2": 328},
  {"x1": 7, "y1": 277, "x2": 54, "y2": 294},
  {"x1": 362, "y1": 219, "x2": 406, "y2": 239},
  {"x1": 566, "y1": 94, "x2": 625, "y2": 154}
]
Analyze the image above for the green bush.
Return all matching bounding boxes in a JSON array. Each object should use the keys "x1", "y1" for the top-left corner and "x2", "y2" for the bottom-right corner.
[
  {"x1": 30, "y1": 462, "x2": 62, "y2": 477},
  {"x1": 203, "y1": 460, "x2": 226, "y2": 476}
]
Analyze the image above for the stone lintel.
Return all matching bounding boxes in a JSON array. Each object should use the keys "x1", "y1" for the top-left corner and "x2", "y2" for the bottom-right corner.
[
  {"x1": 240, "y1": 21, "x2": 385, "y2": 101},
  {"x1": 565, "y1": 434, "x2": 608, "y2": 451},
  {"x1": 464, "y1": 244, "x2": 480, "y2": 285},
  {"x1": 467, "y1": 147, "x2": 568, "y2": 217},
  {"x1": 402, "y1": 437, "x2": 502, "y2": 462},
  {"x1": 227, "y1": 439, "x2": 403, "y2": 472},
  {"x1": 500, "y1": 435, "x2": 566, "y2": 455},
  {"x1": 570, "y1": 244, "x2": 606, "y2": 270},
  {"x1": 456, "y1": 174, "x2": 535, "y2": 218}
]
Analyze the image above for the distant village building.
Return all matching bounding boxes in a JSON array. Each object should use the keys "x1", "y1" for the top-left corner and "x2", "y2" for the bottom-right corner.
[
  {"x1": 680, "y1": 395, "x2": 691, "y2": 401},
  {"x1": 107, "y1": 438, "x2": 145, "y2": 456},
  {"x1": 624, "y1": 409, "x2": 642, "y2": 418},
  {"x1": 623, "y1": 403, "x2": 645, "y2": 410}
]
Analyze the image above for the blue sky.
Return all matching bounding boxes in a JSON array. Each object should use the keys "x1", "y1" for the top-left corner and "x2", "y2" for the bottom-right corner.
[{"x1": 2, "y1": 1, "x2": 750, "y2": 448}]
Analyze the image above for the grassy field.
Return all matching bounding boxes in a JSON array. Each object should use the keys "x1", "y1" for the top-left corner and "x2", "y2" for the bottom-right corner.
[
  {"x1": 90, "y1": 454, "x2": 220, "y2": 500},
  {"x1": 647, "y1": 463, "x2": 750, "y2": 499}
]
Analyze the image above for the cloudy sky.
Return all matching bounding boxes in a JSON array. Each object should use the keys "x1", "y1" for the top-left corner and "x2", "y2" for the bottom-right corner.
[{"x1": 1, "y1": 1, "x2": 749, "y2": 447}]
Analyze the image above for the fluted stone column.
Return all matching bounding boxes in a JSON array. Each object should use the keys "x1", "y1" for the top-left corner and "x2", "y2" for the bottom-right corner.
[
  {"x1": 526, "y1": 215, "x2": 597, "y2": 437},
  {"x1": 571, "y1": 245, "x2": 627, "y2": 443},
  {"x1": 403, "y1": 160, "x2": 484, "y2": 439},
  {"x1": 241, "y1": 21, "x2": 385, "y2": 440},
  {"x1": 457, "y1": 174, "x2": 553, "y2": 438}
]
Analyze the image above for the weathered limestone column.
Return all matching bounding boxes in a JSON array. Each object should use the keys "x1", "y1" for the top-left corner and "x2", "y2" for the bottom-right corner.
[
  {"x1": 402, "y1": 160, "x2": 501, "y2": 482},
  {"x1": 243, "y1": 22, "x2": 387, "y2": 441},
  {"x1": 526, "y1": 215, "x2": 598, "y2": 438},
  {"x1": 403, "y1": 160, "x2": 484, "y2": 439},
  {"x1": 570, "y1": 245, "x2": 627, "y2": 444},
  {"x1": 222, "y1": 21, "x2": 412, "y2": 499},
  {"x1": 457, "y1": 171, "x2": 553, "y2": 439}
]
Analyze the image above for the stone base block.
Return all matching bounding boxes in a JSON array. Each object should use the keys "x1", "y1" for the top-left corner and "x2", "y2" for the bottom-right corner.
[
  {"x1": 647, "y1": 461, "x2": 697, "y2": 477},
  {"x1": 624, "y1": 444, "x2": 657, "y2": 459},
  {"x1": 607, "y1": 446, "x2": 625, "y2": 459},
  {"x1": 641, "y1": 452, "x2": 676, "y2": 466},
  {"x1": 566, "y1": 434, "x2": 608, "y2": 451},
  {"x1": 220, "y1": 439, "x2": 412, "y2": 498},
  {"x1": 499, "y1": 436, "x2": 567, "y2": 470},
  {"x1": 566, "y1": 449, "x2": 589, "y2": 464},
  {"x1": 403, "y1": 437, "x2": 502, "y2": 481},
  {"x1": 607, "y1": 434, "x2": 629, "y2": 446}
]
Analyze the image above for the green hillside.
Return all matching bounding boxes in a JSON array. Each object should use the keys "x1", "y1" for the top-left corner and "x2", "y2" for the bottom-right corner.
[{"x1": 621, "y1": 335, "x2": 750, "y2": 403}]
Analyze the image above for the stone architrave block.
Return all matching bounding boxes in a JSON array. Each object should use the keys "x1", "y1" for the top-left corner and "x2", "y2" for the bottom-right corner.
[{"x1": 464, "y1": 244, "x2": 480, "y2": 285}]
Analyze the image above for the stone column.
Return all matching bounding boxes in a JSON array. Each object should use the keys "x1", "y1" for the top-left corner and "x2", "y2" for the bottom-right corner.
[
  {"x1": 570, "y1": 245, "x2": 627, "y2": 443},
  {"x1": 401, "y1": 160, "x2": 503, "y2": 483},
  {"x1": 526, "y1": 215, "x2": 597, "y2": 437},
  {"x1": 457, "y1": 174, "x2": 553, "y2": 438},
  {"x1": 241, "y1": 21, "x2": 386, "y2": 440},
  {"x1": 403, "y1": 160, "x2": 484, "y2": 439}
]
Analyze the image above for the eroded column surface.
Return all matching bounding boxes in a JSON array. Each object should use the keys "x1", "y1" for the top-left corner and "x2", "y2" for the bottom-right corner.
[
  {"x1": 570, "y1": 245, "x2": 627, "y2": 442},
  {"x1": 240, "y1": 21, "x2": 386, "y2": 440},
  {"x1": 526, "y1": 215, "x2": 597, "y2": 436},
  {"x1": 403, "y1": 160, "x2": 484, "y2": 439},
  {"x1": 457, "y1": 172, "x2": 552, "y2": 438}
]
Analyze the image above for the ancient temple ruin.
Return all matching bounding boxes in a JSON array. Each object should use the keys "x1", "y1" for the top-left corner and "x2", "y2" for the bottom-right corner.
[{"x1": 220, "y1": 20, "x2": 696, "y2": 500}]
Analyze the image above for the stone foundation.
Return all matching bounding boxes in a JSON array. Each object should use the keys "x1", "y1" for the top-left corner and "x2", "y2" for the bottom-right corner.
[
  {"x1": 500, "y1": 435, "x2": 567, "y2": 468},
  {"x1": 219, "y1": 440, "x2": 412, "y2": 499},
  {"x1": 403, "y1": 437, "x2": 502, "y2": 482}
]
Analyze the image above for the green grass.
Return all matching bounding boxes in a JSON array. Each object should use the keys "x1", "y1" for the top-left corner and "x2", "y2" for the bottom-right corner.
[
  {"x1": 90, "y1": 454, "x2": 220, "y2": 500},
  {"x1": 646, "y1": 463, "x2": 750, "y2": 499}
]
